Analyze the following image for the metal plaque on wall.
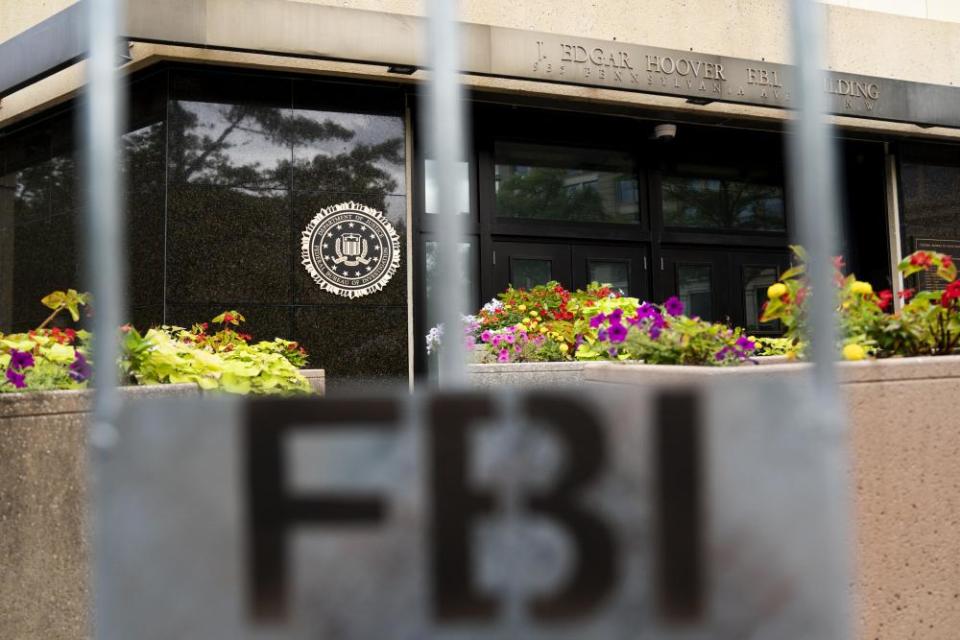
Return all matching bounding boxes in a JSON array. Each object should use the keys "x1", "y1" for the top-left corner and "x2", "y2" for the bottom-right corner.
[
  {"x1": 913, "y1": 238, "x2": 960, "y2": 291},
  {"x1": 93, "y1": 379, "x2": 848, "y2": 639},
  {"x1": 300, "y1": 201, "x2": 401, "y2": 299}
]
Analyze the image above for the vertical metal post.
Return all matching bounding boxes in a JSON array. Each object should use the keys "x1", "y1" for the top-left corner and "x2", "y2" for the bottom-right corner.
[
  {"x1": 425, "y1": 0, "x2": 469, "y2": 387},
  {"x1": 787, "y1": 1, "x2": 851, "y2": 638},
  {"x1": 83, "y1": 0, "x2": 126, "y2": 634}
]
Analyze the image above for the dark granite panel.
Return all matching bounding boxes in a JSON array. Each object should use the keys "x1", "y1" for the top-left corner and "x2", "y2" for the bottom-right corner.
[
  {"x1": 292, "y1": 305, "x2": 408, "y2": 383},
  {"x1": 168, "y1": 69, "x2": 293, "y2": 189},
  {"x1": 128, "y1": 305, "x2": 164, "y2": 332},
  {"x1": 292, "y1": 191, "x2": 407, "y2": 307},
  {"x1": 166, "y1": 185, "x2": 292, "y2": 305},
  {"x1": 126, "y1": 188, "x2": 166, "y2": 308},
  {"x1": 10, "y1": 211, "x2": 82, "y2": 329},
  {"x1": 9, "y1": 159, "x2": 51, "y2": 226},
  {"x1": 164, "y1": 303, "x2": 293, "y2": 346}
]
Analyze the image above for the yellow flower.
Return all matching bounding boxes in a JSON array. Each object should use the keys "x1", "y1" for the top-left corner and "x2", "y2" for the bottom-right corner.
[
  {"x1": 522, "y1": 317, "x2": 531, "y2": 325},
  {"x1": 842, "y1": 344, "x2": 866, "y2": 361},
  {"x1": 851, "y1": 280, "x2": 873, "y2": 296},
  {"x1": 529, "y1": 310, "x2": 539, "y2": 317},
  {"x1": 841, "y1": 301, "x2": 851, "y2": 310},
  {"x1": 518, "y1": 304, "x2": 527, "y2": 311},
  {"x1": 539, "y1": 326, "x2": 548, "y2": 333},
  {"x1": 767, "y1": 282, "x2": 788, "y2": 300},
  {"x1": 560, "y1": 343, "x2": 569, "y2": 353}
]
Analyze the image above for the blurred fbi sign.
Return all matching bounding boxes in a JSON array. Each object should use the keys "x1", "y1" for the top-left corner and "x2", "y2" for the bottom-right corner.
[
  {"x1": 245, "y1": 393, "x2": 701, "y2": 626},
  {"x1": 96, "y1": 386, "x2": 839, "y2": 639}
]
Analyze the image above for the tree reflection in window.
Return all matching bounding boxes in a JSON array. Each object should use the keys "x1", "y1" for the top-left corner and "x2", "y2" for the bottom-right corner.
[
  {"x1": 662, "y1": 174, "x2": 785, "y2": 231},
  {"x1": 168, "y1": 102, "x2": 404, "y2": 211},
  {"x1": 494, "y1": 142, "x2": 639, "y2": 224}
]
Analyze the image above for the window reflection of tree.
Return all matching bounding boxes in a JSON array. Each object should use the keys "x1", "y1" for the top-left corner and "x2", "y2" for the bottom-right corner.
[
  {"x1": 496, "y1": 167, "x2": 610, "y2": 222},
  {"x1": 168, "y1": 103, "x2": 403, "y2": 212},
  {"x1": 663, "y1": 176, "x2": 785, "y2": 231}
]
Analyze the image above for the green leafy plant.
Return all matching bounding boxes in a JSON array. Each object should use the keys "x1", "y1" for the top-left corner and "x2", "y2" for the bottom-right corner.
[{"x1": 121, "y1": 312, "x2": 312, "y2": 395}]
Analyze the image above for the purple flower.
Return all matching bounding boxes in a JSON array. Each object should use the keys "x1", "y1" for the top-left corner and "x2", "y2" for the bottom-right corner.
[
  {"x1": 9, "y1": 349, "x2": 34, "y2": 371},
  {"x1": 504, "y1": 333, "x2": 516, "y2": 345},
  {"x1": 610, "y1": 308, "x2": 623, "y2": 322},
  {"x1": 597, "y1": 328, "x2": 609, "y2": 341},
  {"x1": 69, "y1": 352, "x2": 92, "y2": 382},
  {"x1": 649, "y1": 326, "x2": 662, "y2": 340},
  {"x1": 589, "y1": 313, "x2": 606, "y2": 329},
  {"x1": 664, "y1": 296, "x2": 684, "y2": 316},
  {"x1": 498, "y1": 348, "x2": 510, "y2": 363},
  {"x1": 715, "y1": 347, "x2": 731, "y2": 361},
  {"x1": 5, "y1": 368, "x2": 26, "y2": 389},
  {"x1": 736, "y1": 336, "x2": 756, "y2": 352},
  {"x1": 607, "y1": 347, "x2": 619, "y2": 357},
  {"x1": 607, "y1": 323, "x2": 628, "y2": 343},
  {"x1": 480, "y1": 330, "x2": 492, "y2": 343}
]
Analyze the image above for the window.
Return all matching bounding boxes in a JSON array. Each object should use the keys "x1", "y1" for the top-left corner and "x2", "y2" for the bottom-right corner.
[
  {"x1": 494, "y1": 142, "x2": 639, "y2": 224},
  {"x1": 662, "y1": 166, "x2": 785, "y2": 231}
]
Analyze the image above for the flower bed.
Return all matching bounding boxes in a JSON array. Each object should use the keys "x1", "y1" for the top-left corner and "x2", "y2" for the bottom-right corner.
[
  {"x1": 2, "y1": 293, "x2": 316, "y2": 395},
  {"x1": 431, "y1": 281, "x2": 760, "y2": 367}
]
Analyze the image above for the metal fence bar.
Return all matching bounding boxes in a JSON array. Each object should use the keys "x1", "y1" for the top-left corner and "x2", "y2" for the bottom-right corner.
[
  {"x1": 786, "y1": 1, "x2": 851, "y2": 638},
  {"x1": 425, "y1": 0, "x2": 469, "y2": 387},
  {"x1": 82, "y1": 0, "x2": 126, "y2": 634}
]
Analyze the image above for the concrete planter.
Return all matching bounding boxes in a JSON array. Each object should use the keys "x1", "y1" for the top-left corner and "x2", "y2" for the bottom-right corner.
[
  {"x1": 0, "y1": 384, "x2": 198, "y2": 640},
  {"x1": 586, "y1": 355, "x2": 960, "y2": 640},
  {"x1": 467, "y1": 361, "x2": 592, "y2": 387},
  {"x1": 0, "y1": 368, "x2": 324, "y2": 640}
]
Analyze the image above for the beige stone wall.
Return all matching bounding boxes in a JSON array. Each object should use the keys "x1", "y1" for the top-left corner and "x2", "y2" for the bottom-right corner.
[
  {"x1": 0, "y1": 0, "x2": 77, "y2": 42},
  {"x1": 296, "y1": 0, "x2": 960, "y2": 86}
]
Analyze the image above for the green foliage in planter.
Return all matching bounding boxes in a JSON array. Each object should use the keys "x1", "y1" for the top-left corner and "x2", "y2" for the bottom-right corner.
[
  {"x1": 2, "y1": 291, "x2": 312, "y2": 395},
  {"x1": 121, "y1": 312, "x2": 312, "y2": 395}
]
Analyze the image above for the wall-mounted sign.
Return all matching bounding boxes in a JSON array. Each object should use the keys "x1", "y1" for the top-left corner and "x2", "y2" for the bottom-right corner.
[
  {"x1": 301, "y1": 202, "x2": 400, "y2": 299},
  {"x1": 488, "y1": 28, "x2": 960, "y2": 128}
]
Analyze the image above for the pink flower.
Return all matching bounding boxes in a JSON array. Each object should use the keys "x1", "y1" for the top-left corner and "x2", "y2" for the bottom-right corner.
[{"x1": 497, "y1": 348, "x2": 510, "y2": 363}]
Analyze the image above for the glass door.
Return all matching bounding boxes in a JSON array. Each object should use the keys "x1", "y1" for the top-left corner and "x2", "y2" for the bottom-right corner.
[
  {"x1": 572, "y1": 245, "x2": 649, "y2": 300},
  {"x1": 658, "y1": 250, "x2": 726, "y2": 323},
  {"x1": 491, "y1": 241, "x2": 572, "y2": 295}
]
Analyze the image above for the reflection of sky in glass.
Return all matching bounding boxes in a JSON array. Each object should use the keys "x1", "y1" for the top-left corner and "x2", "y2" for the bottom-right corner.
[
  {"x1": 424, "y1": 160, "x2": 470, "y2": 214},
  {"x1": 176, "y1": 102, "x2": 405, "y2": 193},
  {"x1": 293, "y1": 110, "x2": 406, "y2": 194}
]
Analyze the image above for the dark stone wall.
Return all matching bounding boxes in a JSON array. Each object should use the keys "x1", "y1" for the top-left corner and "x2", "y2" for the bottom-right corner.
[{"x1": 0, "y1": 66, "x2": 410, "y2": 387}]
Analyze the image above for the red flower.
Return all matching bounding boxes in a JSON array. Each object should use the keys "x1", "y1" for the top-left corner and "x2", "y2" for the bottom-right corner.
[
  {"x1": 832, "y1": 255, "x2": 846, "y2": 271},
  {"x1": 898, "y1": 288, "x2": 915, "y2": 301},
  {"x1": 876, "y1": 289, "x2": 893, "y2": 311},
  {"x1": 943, "y1": 255, "x2": 954, "y2": 269},
  {"x1": 941, "y1": 281, "x2": 960, "y2": 308},
  {"x1": 223, "y1": 314, "x2": 234, "y2": 324},
  {"x1": 795, "y1": 286, "x2": 808, "y2": 306},
  {"x1": 910, "y1": 251, "x2": 932, "y2": 268}
]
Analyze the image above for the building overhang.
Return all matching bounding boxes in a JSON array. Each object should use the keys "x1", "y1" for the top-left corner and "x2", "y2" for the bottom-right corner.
[{"x1": 1, "y1": 0, "x2": 959, "y2": 130}]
